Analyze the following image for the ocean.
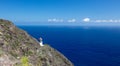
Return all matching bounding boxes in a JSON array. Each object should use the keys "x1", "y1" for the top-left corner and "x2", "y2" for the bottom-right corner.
[{"x1": 18, "y1": 26, "x2": 120, "y2": 66}]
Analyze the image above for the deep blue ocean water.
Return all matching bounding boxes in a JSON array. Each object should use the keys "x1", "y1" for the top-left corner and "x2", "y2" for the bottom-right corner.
[{"x1": 18, "y1": 26, "x2": 120, "y2": 66}]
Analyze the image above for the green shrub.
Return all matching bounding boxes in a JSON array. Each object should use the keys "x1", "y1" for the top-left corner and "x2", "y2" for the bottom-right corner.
[{"x1": 21, "y1": 56, "x2": 29, "y2": 66}]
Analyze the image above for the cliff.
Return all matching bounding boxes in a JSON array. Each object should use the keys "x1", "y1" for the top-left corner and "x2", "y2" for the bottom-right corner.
[{"x1": 0, "y1": 19, "x2": 73, "y2": 66}]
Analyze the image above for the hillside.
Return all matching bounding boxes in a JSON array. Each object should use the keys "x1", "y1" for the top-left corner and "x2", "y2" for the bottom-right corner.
[{"x1": 0, "y1": 19, "x2": 73, "y2": 66}]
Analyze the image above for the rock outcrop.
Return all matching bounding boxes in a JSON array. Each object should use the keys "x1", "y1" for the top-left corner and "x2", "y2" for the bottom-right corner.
[{"x1": 0, "y1": 19, "x2": 73, "y2": 66}]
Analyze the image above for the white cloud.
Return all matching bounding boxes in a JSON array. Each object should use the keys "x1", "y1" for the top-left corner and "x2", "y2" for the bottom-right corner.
[
  {"x1": 53, "y1": 19, "x2": 57, "y2": 22},
  {"x1": 82, "y1": 18, "x2": 120, "y2": 23},
  {"x1": 109, "y1": 20, "x2": 114, "y2": 22},
  {"x1": 68, "y1": 19, "x2": 76, "y2": 22},
  {"x1": 48, "y1": 19, "x2": 52, "y2": 22},
  {"x1": 48, "y1": 18, "x2": 64, "y2": 22},
  {"x1": 95, "y1": 19, "x2": 120, "y2": 22},
  {"x1": 95, "y1": 20, "x2": 101, "y2": 22},
  {"x1": 83, "y1": 18, "x2": 90, "y2": 22}
]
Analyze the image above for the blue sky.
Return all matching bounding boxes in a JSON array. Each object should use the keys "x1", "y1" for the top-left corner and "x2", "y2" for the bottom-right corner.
[{"x1": 0, "y1": 0, "x2": 120, "y2": 25}]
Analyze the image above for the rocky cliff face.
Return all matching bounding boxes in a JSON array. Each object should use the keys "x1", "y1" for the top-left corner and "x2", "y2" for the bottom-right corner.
[{"x1": 0, "y1": 19, "x2": 73, "y2": 66}]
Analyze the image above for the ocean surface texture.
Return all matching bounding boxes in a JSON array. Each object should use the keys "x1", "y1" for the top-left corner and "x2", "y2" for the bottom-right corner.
[{"x1": 19, "y1": 26, "x2": 120, "y2": 66}]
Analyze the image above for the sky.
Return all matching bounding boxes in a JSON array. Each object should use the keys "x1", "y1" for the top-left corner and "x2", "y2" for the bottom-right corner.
[{"x1": 0, "y1": 0, "x2": 120, "y2": 25}]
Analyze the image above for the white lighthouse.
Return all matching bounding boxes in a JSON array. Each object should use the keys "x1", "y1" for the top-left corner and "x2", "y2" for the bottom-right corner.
[{"x1": 39, "y1": 37, "x2": 44, "y2": 46}]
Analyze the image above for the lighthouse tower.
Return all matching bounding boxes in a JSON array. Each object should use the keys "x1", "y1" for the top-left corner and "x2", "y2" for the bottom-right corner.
[{"x1": 39, "y1": 37, "x2": 44, "y2": 46}]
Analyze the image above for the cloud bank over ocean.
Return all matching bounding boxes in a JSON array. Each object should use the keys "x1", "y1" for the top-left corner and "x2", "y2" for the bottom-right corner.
[{"x1": 82, "y1": 17, "x2": 120, "y2": 23}]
